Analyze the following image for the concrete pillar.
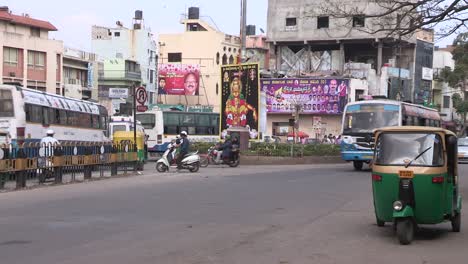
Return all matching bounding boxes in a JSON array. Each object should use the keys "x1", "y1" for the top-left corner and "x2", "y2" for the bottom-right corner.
[
  {"x1": 377, "y1": 41, "x2": 383, "y2": 76},
  {"x1": 339, "y1": 42, "x2": 345, "y2": 74}
]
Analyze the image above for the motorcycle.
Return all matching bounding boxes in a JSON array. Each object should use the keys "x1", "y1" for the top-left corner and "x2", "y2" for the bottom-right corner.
[
  {"x1": 200, "y1": 143, "x2": 240, "y2": 168},
  {"x1": 156, "y1": 146, "x2": 200, "y2": 173}
]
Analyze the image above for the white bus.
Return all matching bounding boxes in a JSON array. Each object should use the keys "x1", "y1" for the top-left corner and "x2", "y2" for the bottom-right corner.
[
  {"x1": 136, "y1": 109, "x2": 220, "y2": 152},
  {"x1": 340, "y1": 99, "x2": 441, "y2": 170},
  {"x1": 0, "y1": 85, "x2": 109, "y2": 144}
]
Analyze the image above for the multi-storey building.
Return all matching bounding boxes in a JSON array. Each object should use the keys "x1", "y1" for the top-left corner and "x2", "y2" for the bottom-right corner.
[
  {"x1": 92, "y1": 10, "x2": 157, "y2": 111},
  {"x1": 0, "y1": 6, "x2": 63, "y2": 94},
  {"x1": 63, "y1": 47, "x2": 100, "y2": 101},
  {"x1": 158, "y1": 7, "x2": 241, "y2": 112},
  {"x1": 265, "y1": 0, "x2": 433, "y2": 138}
]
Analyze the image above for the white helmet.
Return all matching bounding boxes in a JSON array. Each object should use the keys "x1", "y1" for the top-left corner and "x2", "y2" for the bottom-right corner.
[
  {"x1": 180, "y1": 131, "x2": 188, "y2": 136},
  {"x1": 46, "y1": 129, "x2": 55, "y2": 135}
]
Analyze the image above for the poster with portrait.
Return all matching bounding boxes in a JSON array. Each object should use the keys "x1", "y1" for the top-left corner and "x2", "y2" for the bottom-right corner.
[
  {"x1": 220, "y1": 63, "x2": 260, "y2": 139},
  {"x1": 158, "y1": 64, "x2": 200, "y2": 95},
  {"x1": 261, "y1": 78, "x2": 349, "y2": 114}
]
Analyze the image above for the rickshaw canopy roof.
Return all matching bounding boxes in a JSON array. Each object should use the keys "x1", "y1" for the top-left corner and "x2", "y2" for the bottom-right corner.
[{"x1": 373, "y1": 126, "x2": 456, "y2": 137}]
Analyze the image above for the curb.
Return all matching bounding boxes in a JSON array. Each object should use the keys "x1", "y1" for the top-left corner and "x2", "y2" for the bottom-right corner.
[{"x1": 240, "y1": 155, "x2": 345, "y2": 165}]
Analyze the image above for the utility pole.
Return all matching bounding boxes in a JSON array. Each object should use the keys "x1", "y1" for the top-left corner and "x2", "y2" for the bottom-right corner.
[
  {"x1": 132, "y1": 84, "x2": 137, "y2": 145},
  {"x1": 239, "y1": 0, "x2": 247, "y2": 64},
  {"x1": 396, "y1": 34, "x2": 402, "y2": 101}
]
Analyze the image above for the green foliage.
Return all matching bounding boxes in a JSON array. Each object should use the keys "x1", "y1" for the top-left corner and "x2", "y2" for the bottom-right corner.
[
  {"x1": 442, "y1": 32, "x2": 468, "y2": 88},
  {"x1": 452, "y1": 93, "x2": 468, "y2": 119},
  {"x1": 190, "y1": 142, "x2": 215, "y2": 154},
  {"x1": 246, "y1": 142, "x2": 340, "y2": 157}
]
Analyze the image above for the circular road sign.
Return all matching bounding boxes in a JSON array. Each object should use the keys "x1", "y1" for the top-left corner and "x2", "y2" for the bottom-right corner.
[{"x1": 136, "y1": 87, "x2": 147, "y2": 105}]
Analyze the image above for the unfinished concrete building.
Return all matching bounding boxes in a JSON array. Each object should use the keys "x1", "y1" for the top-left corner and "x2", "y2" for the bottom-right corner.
[{"x1": 267, "y1": 0, "x2": 434, "y2": 104}]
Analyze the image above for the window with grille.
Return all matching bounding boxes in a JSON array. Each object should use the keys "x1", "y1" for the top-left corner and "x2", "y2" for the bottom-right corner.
[{"x1": 3, "y1": 47, "x2": 19, "y2": 66}]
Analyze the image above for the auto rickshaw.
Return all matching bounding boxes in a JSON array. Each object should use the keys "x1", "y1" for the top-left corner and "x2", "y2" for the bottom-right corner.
[
  {"x1": 371, "y1": 126, "x2": 461, "y2": 245},
  {"x1": 113, "y1": 131, "x2": 146, "y2": 170}
]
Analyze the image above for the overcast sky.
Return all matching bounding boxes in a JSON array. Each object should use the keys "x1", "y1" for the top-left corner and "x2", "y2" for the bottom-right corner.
[
  {"x1": 4, "y1": 0, "x2": 455, "y2": 51},
  {"x1": 4, "y1": 0, "x2": 268, "y2": 51}
]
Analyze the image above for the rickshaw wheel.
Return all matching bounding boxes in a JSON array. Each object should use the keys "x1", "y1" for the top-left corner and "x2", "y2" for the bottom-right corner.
[
  {"x1": 353, "y1": 161, "x2": 363, "y2": 171},
  {"x1": 396, "y1": 219, "x2": 414, "y2": 245},
  {"x1": 376, "y1": 218, "x2": 385, "y2": 227},
  {"x1": 156, "y1": 162, "x2": 168, "y2": 173},
  {"x1": 452, "y1": 212, "x2": 461, "y2": 232}
]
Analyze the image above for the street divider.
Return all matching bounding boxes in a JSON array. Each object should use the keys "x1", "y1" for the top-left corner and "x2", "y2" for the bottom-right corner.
[{"x1": 0, "y1": 141, "x2": 139, "y2": 191}]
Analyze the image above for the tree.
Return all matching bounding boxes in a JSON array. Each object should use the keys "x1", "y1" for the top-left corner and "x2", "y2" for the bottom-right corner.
[
  {"x1": 320, "y1": 0, "x2": 468, "y2": 39},
  {"x1": 452, "y1": 93, "x2": 468, "y2": 135}
]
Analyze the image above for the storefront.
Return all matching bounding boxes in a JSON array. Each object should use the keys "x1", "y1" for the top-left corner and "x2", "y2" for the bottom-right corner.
[{"x1": 267, "y1": 114, "x2": 342, "y2": 141}]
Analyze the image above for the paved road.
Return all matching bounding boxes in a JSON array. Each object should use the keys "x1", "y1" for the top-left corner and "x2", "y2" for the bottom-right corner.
[{"x1": 0, "y1": 163, "x2": 467, "y2": 264}]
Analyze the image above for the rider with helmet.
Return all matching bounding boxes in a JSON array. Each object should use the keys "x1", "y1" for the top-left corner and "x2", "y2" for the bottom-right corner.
[{"x1": 176, "y1": 131, "x2": 190, "y2": 169}]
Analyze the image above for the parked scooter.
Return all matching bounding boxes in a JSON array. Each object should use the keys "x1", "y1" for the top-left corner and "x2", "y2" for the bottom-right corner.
[
  {"x1": 156, "y1": 145, "x2": 200, "y2": 173},
  {"x1": 200, "y1": 143, "x2": 240, "y2": 167}
]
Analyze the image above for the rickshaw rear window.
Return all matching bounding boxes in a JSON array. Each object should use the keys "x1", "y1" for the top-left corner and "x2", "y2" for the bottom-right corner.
[{"x1": 374, "y1": 133, "x2": 444, "y2": 166}]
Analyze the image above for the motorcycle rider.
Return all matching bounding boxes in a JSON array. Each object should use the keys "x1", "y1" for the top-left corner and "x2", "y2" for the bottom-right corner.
[
  {"x1": 176, "y1": 131, "x2": 190, "y2": 169},
  {"x1": 217, "y1": 135, "x2": 233, "y2": 163}
]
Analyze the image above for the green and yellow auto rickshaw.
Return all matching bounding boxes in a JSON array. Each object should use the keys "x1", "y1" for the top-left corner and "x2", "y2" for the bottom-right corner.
[
  {"x1": 372, "y1": 126, "x2": 461, "y2": 245},
  {"x1": 113, "y1": 131, "x2": 146, "y2": 170}
]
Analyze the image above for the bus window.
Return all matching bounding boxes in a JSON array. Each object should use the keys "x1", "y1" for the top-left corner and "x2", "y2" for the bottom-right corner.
[
  {"x1": 136, "y1": 113, "x2": 156, "y2": 129},
  {"x1": 42, "y1": 107, "x2": 50, "y2": 126},
  {"x1": 112, "y1": 125, "x2": 127, "y2": 133},
  {"x1": 25, "y1": 104, "x2": 42, "y2": 123},
  {"x1": 188, "y1": 126, "x2": 196, "y2": 135},
  {"x1": 59, "y1": 110, "x2": 67, "y2": 125},
  {"x1": 0, "y1": 90, "x2": 14, "y2": 117},
  {"x1": 181, "y1": 114, "x2": 195, "y2": 125}
]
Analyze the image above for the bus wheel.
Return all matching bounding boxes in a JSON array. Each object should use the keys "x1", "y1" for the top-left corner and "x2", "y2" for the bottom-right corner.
[{"x1": 353, "y1": 161, "x2": 363, "y2": 171}]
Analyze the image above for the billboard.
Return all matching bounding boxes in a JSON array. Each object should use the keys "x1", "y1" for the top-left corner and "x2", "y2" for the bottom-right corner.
[
  {"x1": 220, "y1": 63, "x2": 260, "y2": 139},
  {"x1": 158, "y1": 64, "x2": 200, "y2": 95},
  {"x1": 261, "y1": 78, "x2": 349, "y2": 114}
]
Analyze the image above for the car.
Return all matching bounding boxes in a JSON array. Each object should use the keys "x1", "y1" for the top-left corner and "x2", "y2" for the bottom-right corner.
[{"x1": 458, "y1": 137, "x2": 468, "y2": 164}]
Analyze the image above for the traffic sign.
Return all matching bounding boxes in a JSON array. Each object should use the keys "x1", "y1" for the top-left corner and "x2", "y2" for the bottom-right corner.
[
  {"x1": 137, "y1": 105, "x2": 148, "y2": 112},
  {"x1": 135, "y1": 87, "x2": 147, "y2": 105}
]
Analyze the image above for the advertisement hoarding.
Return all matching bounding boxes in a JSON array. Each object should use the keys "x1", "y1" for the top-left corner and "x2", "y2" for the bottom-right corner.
[
  {"x1": 158, "y1": 64, "x2": 200, "y2": 95},
  {"x1": 261, "y1": 78, "x2": 349, "y2": 114},
  {"x1": 220, "y1": 63, "x2": 260, "y2": 139}
]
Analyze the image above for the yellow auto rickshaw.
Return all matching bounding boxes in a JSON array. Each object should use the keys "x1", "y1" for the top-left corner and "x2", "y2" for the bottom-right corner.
[{"x1": 113, "y1": 131, "x2": 146, "y2": 170}]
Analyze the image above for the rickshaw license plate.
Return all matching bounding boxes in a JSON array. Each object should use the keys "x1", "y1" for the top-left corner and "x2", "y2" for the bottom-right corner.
[{"x1": 399, "y1": 170, "x2": 414, "y2": 178}]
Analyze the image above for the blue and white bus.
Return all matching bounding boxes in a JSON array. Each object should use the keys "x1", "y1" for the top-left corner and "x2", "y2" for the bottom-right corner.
[
  {"x1": 340, "y1": 100, "x2": 441, "y2": 170},
  {"x1": 0, "y1": 85, "x2": 109, "y2": 144}
]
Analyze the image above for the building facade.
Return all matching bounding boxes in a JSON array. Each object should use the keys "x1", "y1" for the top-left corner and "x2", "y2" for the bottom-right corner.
[
  {"x1": 92, "y1": 10, "x2": 157, "y2": 109},
  {"x1": 0, "y1": 6, "x2": 63, "y2": 94},
  {"x1": 265, "y1": 0, "x2": 433, "y2": 138},
  {"x1": 432, "y1": 47, "x2": 462, "y2": 131},
  {"x1": 63, "y1": 47, "x2": 100, "y2": 101},
  {"x1": 158, "y1": 8, "x2": 241, "y2": 112}
]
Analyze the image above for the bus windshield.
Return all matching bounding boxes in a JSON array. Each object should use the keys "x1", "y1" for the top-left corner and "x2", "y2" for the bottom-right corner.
[
  {"x1": 343, "y1": 104, "x2": 399, "y2": 134},
  {"x1": 374, "y1": 133, "x2": 444, "y2": 166},
  {"x1": 136, "y1": 113, "x2": 156, "y2": 129}
]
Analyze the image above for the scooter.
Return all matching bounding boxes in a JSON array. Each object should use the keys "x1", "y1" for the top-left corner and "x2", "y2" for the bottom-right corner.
[
  {"x1": 156, "y1": 146, "x2": 200, "y2": 173},
  {"x1": 200, "y1": 144, "x2": 240, "y2": 167}
]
